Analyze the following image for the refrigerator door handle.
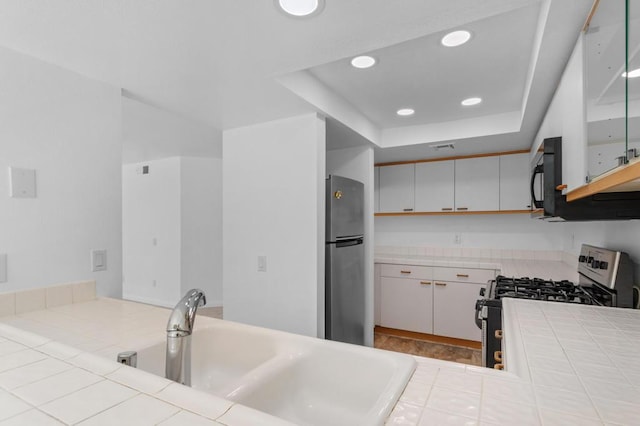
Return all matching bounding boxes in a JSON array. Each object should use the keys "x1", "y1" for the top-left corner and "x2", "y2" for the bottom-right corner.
[{"x1": 335, "y1": 238, "x2": 364, "y2": 248}]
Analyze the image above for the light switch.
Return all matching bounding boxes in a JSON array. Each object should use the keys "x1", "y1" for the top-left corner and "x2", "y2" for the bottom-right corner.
[
  {"x1": 0, "y1": 254, "x2": 7, "y2": 283},
  {"x1": 9, "y1": 167, "x2": 36, "y2": 198},
  {"x1": 91, "y1": 249, "x2": 107, "y2": 272}
]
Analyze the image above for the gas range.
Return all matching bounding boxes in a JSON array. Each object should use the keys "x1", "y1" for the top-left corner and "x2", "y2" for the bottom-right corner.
[
  {"x1": 487, "y1": 276, "x2": 598, "y2": 305},
  {"x1": 475, "y1": 244, "x2": 636, "y2": 369}
]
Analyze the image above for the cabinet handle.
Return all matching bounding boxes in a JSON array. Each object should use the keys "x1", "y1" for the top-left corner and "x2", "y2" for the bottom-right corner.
[
  {"x1": 403, "y1": 208, "x2": 414, "y2": 212},
  {"x1": 400, "y1": 270, "x2": 412, "y2": 274},
  {"x1": 495, "y1": 330, "x2": 503, "y2": 340},
  {"x1": 441, "y1": 207, "x2": 453, "y2": 211},
  {"x1": 420, "y1": 281, "x2": 432, "y2": 285},
  {"x1": 494, "y1": 351, "x2": 503, "y2": 363},
  {"x1": 494, "y1": 363, "x2": 504, "y2": 370},
  {"x1": 456, "y1": 207, "x2": 469, "y2": 211},
  {"x1": 456, "y1": 274, "x2": 469, "y2": 278},
  {"x1": 435, "y1": 282, "x2": 447, "y2": 286}
]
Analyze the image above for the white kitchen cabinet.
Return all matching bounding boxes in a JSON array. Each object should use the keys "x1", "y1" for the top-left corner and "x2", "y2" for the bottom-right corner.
[
  {"x1": 499, "y1": 153, "x2": 532, "y2": 211},
  {"x1": 374, "y1": 166, "x2": 380, "y2": 213},
  {"x1": 431, "y1": 266, "x2": 493, "y2": 342},
  {"x1": 379, "y1": 264, "x2": 433, "y2": 333},
  {"x1": 380, "y1": 277, "x2": 433, "y2": 333},
  {"x1": 433, "y1": 281, "x2": 482, "y2": 341},
  {"x1": 414, "y1": 161, "x2": 455, "y2": 212},
  {"x1": 379, "y1": 164, "x2": 415, "y2": 213},
  {"x1": 454, "y1": 156, "x2": 500, "y2": 212}
]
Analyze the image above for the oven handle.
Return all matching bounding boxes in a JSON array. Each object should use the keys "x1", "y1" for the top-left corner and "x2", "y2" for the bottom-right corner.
[{"x1": 530, "y1": 164, "x2": 544, "y2": 209}]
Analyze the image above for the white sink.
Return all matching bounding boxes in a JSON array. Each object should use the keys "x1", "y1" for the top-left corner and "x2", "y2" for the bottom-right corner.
[
  {"x1": 136, "y1": 321, "x2": 284, "y2": 392},
  {"x1": 136, "y1": 320, "x2": 415, "y2": 425}
]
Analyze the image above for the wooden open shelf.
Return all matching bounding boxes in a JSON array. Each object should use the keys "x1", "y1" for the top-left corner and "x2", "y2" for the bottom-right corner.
[{"x1": 567, "y1": 159, "x2": 640, "y2": 202}]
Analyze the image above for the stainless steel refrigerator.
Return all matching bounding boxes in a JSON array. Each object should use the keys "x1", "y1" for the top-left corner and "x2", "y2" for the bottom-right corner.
[{"x1": 325, "y1": 175, "x2": 365, "y2": 345}]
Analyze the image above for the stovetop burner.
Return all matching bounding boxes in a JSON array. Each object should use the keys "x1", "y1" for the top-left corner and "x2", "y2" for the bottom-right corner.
[{"x1": 492, "y1": 275, "x2": 598, "y2": 305}]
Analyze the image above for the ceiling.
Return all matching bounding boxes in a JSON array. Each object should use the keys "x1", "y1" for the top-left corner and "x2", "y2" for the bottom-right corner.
[{"x1": 0, "y1": 0, "x2": 594, "y2": 162}]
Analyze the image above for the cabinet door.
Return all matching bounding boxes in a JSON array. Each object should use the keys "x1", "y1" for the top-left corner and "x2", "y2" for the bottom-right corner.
[
  {"x1": 379, "y1": 164, "x2": 415, "y2": 213},
  {"x1": 433, "y1": 281, "x2": 481, "y2": 341},
  {"x1": 374, "y1": 166, "x2": 380, "y2": 213},
  {"x1": 380, "y1": 277, "x2": 433, "y2": 334},
  {"x1": 415, "y1": 161, "x2": 455, "y2": 212},
  {"x1": 454, "y1": 157, "x2": 499, "y2": 212},
  {"x1": 499, "y1": 153, "x2": 531, "y2": 211}
]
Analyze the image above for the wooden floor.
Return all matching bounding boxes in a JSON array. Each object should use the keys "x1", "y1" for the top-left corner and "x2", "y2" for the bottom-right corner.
[{"x1": 374, "y1": 326, "x2": 481, "y2": 366}]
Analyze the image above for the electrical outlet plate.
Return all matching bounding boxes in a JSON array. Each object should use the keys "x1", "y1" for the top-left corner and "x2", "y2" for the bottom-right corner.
[
  {"x1": 258, "y1": 256, "x2": 267, "y2": 272},
  {"x1": 0, "y1": 254, "x2": 7, "y2": 283},
  {"x1": 9, "y1": 167, "x2": 36, "y2": 198},
  {"x1": 91, "y1": 249, "x2": 107, "y2": 272}
]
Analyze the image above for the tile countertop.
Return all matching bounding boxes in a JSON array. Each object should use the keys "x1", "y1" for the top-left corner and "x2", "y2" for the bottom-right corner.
[
  {"x1": 375, "y1": 254, "x2": 579, "y2": 282},
  {"x1": 1, "y1": 297, "x2": 638, "y2": 425}
]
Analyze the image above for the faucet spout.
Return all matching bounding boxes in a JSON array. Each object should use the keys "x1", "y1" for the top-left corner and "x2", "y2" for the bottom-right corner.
[
  {"x1": 166, "y1": 289, "x2": 206, "y2": 337},
  {"x1": 166, "y1": 289, "x2": 206, "y2": 385}
]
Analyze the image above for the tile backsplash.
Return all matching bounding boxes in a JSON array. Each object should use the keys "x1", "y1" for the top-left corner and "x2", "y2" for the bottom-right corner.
[
  {"x1": 375, "y1": 245, "x2": 568, "y2": 262},
  {"x1": 0, "y1": 281, "x2": 96, "y2": 317}
]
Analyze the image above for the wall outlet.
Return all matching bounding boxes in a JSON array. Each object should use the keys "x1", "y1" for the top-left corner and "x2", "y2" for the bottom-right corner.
[
  {"x1": 0, "y1": 254, "x2": 7, "y2": 283},
  {"x1": 258, "y1": 256, "x2": 267, "y2": 272},
  {"x1": 91, "y1": 249, "x2": 107, "y2": 272},
  {"x1": 454, "y1": 234, "x2": 462, "y2": 245}
]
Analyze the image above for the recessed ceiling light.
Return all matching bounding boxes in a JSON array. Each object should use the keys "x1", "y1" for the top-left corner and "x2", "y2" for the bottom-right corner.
[
  {"x1": 351, "y1": 56, "x2": 376, "y2": 69},
  {"x1": 461, "y1": 97, "x2": 482, "y2": 106},
  {"x1": 441, "y1": 30, "x2": 471, "y2": 47},
  {"x1": 622, "y1": 68, "x2": 640, "y2": 78},
  {"x1": 396, "y1": 108, "x2": 415, "y2": 117},
  {"x1": 276, "y1": 0, "x2": 324, "y2": 17}
]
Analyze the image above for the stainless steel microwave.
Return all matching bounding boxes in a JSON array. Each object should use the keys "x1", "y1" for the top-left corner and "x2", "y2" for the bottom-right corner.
[{"x1": 530, "y1": 137, "x2": 640, "y2": 221}]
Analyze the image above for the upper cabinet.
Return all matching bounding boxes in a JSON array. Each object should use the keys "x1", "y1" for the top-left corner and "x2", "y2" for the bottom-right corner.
[
  {"x1": 379, "y1": 163, "x2": 414, "y2": 213},
  {"x1": 534, "y1": 1, "x2": 640, "y2": 200},
  {"x1": 376, "y1": 151, "x2": 531, "y2": 215},
  {"x1": 454, "y1": 157, "x2": 499, "y2": 212},
  {"x1": 415, "y1": 161, "x2": 455, "y2": 213},
  {"x1": 499, "y1": 153, "x2": 531, "y2": 211}
]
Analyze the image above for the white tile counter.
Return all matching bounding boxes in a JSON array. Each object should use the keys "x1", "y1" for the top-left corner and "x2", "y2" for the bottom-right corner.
[
  {"x1": 387, "y1": 299, "x2": 640, "y2": 425},
  {"x1": 1, "y1": 287, "x2": 639, "y2": 425}
]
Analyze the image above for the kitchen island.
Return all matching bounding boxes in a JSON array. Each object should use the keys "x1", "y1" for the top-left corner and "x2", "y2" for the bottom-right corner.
[{"x1": 0, "y1": 284, "x2": 638, "y2": 425}]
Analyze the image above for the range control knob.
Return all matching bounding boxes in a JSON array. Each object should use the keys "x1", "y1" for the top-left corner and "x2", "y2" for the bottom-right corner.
[
  {"x1": 579, "y1": 255, "x2": 587, "y2": 263},
  {"x1": 587, "y1": 256, "x2": 594, "y2": 264},
  {"x1": 599, "y1": 261, "x2": 608, "y2": 270},
  {"x1": 592, "y1": 260, "x2": 600, "y2": 269}
]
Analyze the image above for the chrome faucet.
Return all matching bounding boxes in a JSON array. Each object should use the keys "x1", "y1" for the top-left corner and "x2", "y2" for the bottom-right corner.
[{"x1": 165, "y1": 289, "x2": 206, "y2": 385}]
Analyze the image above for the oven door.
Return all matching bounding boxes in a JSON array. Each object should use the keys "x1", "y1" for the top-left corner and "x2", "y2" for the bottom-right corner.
[{"x1": 478, "y1": 300, "x2": 503, "y2": 368}]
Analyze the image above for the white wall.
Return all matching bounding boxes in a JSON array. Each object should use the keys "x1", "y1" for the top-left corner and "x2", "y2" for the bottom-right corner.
[
  {"x1": 223, "y1": 114, "x2": 326, "y2": 338},
  {"x1": 181, "y1": 157, "x2": 223, "y2": 306},
  {"x1": 122, "y1": 96, "x2": 222, "y2": 164},
  {"x1": 562, "y1": 221, "x2": 640, "y2": 283},
  {"x1": 123, "y1": 158, "x2": 182, "y2": 306},
  {"x1": 375, "y1": 214, "x2": 563, "y2": 251},
  {"x1": 326, "y1": 146, "x2": 375, "y2": 346},
  {"x1": 0, "y1": 46, "x2": 122, "y2": 297},
  {"x1": 123, "y1": 157, "x2": 222, "y2": 307},
  {"x1": 531, "y1": 35, "x2": 587, "y2": 190}
]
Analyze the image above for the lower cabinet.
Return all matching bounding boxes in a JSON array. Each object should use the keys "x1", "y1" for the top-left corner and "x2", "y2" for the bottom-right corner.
[
  {"x1": 377, "y1": 263, "x2": 493, "y2": 342},
  {"x1": 380, "y1": 277, "x2": 433, "y2": 334},
  {"x1": 433, "y1": 281, "x2": 482, "y2": 341}
]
